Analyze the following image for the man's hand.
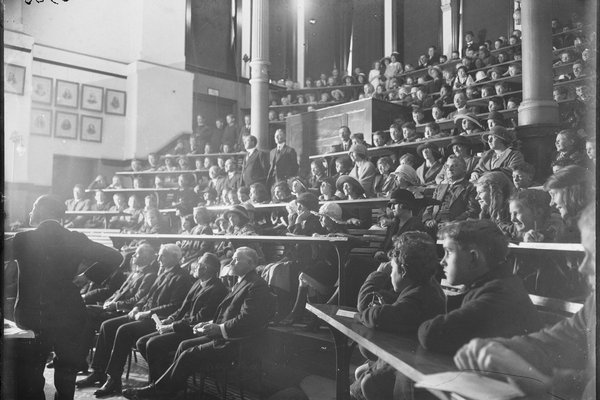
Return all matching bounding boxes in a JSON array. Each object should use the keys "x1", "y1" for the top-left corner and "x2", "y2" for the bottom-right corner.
[
  {"x1": 192, "y1": 322, "x2": 209, "y2": 335},
  {"x1": 103, "y1": 301, "x2": 117, "y2": 311},
  {"x1": 454, "y1": 339, "x2": 551, "y2": 394},
  {"x1": 377, "y1": 261, "x2": 392, "y2": 275},
  {"x1": 135, "y1": 311, "x2": 151, "y2": 320},
  {"x1": 346, "y1": 218, "x2": 361, "y2": 226},
  {"x1": 198, "y1": 323, "x2": 222, "y2": 338}
]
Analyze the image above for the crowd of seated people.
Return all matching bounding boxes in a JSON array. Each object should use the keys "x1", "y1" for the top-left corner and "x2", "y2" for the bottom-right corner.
[{"x1": 7, "y1": 16, "x2": 594, "y2": 400}]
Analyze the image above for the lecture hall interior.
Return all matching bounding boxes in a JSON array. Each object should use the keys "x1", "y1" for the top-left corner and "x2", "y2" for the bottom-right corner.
[{"x1": 3, "y1": 0, "x2": 597, "y2": 399}]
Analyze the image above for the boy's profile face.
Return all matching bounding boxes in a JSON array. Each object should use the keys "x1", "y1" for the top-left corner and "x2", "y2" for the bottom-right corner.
[{"x1": 441, "y1": 238, "x2": 471, "y2": 285}]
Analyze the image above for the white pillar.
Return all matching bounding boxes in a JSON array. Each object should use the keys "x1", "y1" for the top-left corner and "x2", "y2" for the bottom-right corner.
[
  {"x1": 440, "y1": 0, "x2": 458, "y2": 57},
  {"x1": 384, "y1": 0, "x2": 397, "y2": 55},
  {"x1": 518, "y1": 0, "x2": 558, "y2": 125},
  {"x1": 296, "y1": 0, "x2": 306, "y2": 88},
  {"x1": 250, "y1": 0, "x2": 270, "y2": 150},
  {"x1": 241, "y1": 0, "x2": 252, "y2": 79}
]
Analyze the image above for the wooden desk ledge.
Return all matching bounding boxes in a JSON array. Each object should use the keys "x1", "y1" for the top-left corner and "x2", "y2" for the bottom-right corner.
[
  {"x1": 108, "y1": 233, "x2": 350, "y2": 243},
  {"x1": 161, "y1": 152, "x2": 246, "y2": 159},
  {"x1": 88, "y1": 188, "x2": 181, "y2": 194},
  {"x1": 116, "y1": 169, "x2": 209, "y2": 176},
  {"x1": 435, "y1": 240, "x2": 584, "y2": 253}
]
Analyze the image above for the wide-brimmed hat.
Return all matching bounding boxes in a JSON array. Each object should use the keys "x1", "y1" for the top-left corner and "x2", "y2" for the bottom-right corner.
[
  {"x1": 295, "y1": 192, "x2": 320, "y2": 212},
  {"x1": 487, "y1": 66, "x2": 504, "y2": 77},
  {"x1": 224, "y1": 205, "x2": 250, "y2": 222},
  {"x1": 349, "y1": 143, "x2": 368, "y2": 157},
  {"x1": 317, "y1": 202, "x2": 343, "y2": 221},
  {"x1": 453, "y1": 112, "x2": 484, "y2": 130},
  {"x1": 331, "y1": 89, "x2": 345, "y2": 99},
  {"x1": 336, "y1": 175, "x2": 365, "y2": 195},
  {"x1": 475, "y1": 71, "x2": 488, "y2": 82},
  {"x1": 288, "y1": 176, "x2": 308, "y2": 191},
  {"x1": 416, "y1": 142, "x2": 440, "y2": 158},
  {"x1": 482, "y1": 125, "x2": 516, "y2": 144}
]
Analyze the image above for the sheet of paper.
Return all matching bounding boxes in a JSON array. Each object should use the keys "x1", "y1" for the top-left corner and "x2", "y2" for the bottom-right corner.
[
  {"x1": 415, "y1": 371, "x2": 524, "y2": 400},
  {"x1": 151, "y1": 314, "x2": 162, "y2": 327},
  {"x1": 336, "y1": 309, "x2": 356, "y2": 319}
]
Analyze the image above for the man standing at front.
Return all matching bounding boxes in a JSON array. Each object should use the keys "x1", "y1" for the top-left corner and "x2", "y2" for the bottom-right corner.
[
  {"x1": 4, "y1": 195, "x2": 123, "y2": 400},
  {"x1": 242, "y1": 135, "x2": 270, "y2": 187},
  {"x1": 123, "y1": 247, "x2": 275, "y2": 399},
  {"x1": 267, "y1": 128, "x2": 299, "y2": 187}
]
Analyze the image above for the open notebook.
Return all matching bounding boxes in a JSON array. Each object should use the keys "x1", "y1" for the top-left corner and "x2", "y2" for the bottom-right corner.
[{"x1": 416, "y1": 371, "x2": 524, "y2": 400}]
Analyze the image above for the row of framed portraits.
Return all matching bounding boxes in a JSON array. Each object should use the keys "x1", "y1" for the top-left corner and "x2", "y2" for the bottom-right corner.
[
  {"x1": 5, "y1": 64, "x2": 126, "y2": 115},
  {"x1": 31, "y1": 108, "x2": 103, "y2": 143},
  {"x1": 32, "y1": 75, "x2": 127, "y2": 115}
]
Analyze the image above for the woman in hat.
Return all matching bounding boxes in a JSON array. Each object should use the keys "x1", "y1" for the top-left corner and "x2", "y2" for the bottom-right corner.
[
  {"x1": 348, "y1": 143, "x2": 377, "y2": 197},
  {"x1": 486, "y1": 110, "x2": 506, "y2": 130},
  {"x1": 393, "y1": 154, "x2": 421, "y2": 188},
  {"x1": 384, "y1": 53, "x2": 403, "y2": 89},
  {"x1": 308, "y1": 160, "x2": 328, "y2": 192},
  {"x1": 331, "y1": 89, "x2": 346, "y2": 102},
  {"x1": 454, "y1": 113, "x2": 484, "y2": 136},
  {"x1": 179, "y1": 206, "x2": 215, "y2": 270},
  {"x1": 368, "y1": 60, "x2": 383, "y2": 88},
  {"x1": 337, "y1": 175, "x2": 367, "y2": 200},
  {"x1": 452, "y1": 65, "x2": 474, "y2": 90},
  {"x1": 416, "y1": 142, "x2": 444, "y2": 186},
  {"x1": 288, "y1": 176, "x2": 309, "y2": 199},
  {"x1": 552, "y1": 129, "x2": 587, "y2": 168},
  {"x1": 474, "y1": 171, "x2": 514, "y2": 234},
  {"x1": 471, "y1": 126, "x2": 525, "y2": 182}
]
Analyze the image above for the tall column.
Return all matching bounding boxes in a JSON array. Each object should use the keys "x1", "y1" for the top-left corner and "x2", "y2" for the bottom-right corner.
[
  {"x1": 440, "y1": 0, "x2": 459, "y2": 57},
  {"x1": 518, "y1": 0, "x2": 558, "y2": 125},
  {"x1": 241, "y1": 0, "x2": 252, "y2": 79},
  {"x1": 383, "y1": 0, "x2": 398, "y2": 55},
  {"x1": 296, "y1": 0, "x2": 306, "y2": 88},
  {"x1": 250, "y1": 0, "x2": 270, "y2": 150}
]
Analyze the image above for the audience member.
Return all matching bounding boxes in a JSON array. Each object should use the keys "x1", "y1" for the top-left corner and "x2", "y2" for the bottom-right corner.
[
  {"x1": 348, "y1": 144, "x2": 377, "y2": 197},
  {"x1": 267, "y1": 129, "x2": 299, "y2": 186},
  {"x1": 64, "y1": 184, "x2": 92, "y2": 228},
  {"x1": 415, "y1": 142, "x2": 444, "y2": 186},
  {"x1": 454, "y1": 204, "x2": 595, "y2": 399},
  {"x1": 418, "y1": 219, "x2": 543, "y2": 354},
  {"x1": 242, "y1": 135, "x2": 270, "y2": 187},
  {"x1": 471, "y1": 126, "x2": 524, "y2": 181},
  {"x1": 475, "y1": 171, "x2": 514, "y2": 234}
]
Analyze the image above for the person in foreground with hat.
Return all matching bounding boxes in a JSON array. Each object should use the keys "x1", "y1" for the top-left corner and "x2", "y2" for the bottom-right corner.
[
  {"x1": 415, "y1": 142, "x2": 444, "y2": 186},
  {"x1": 436, "y1": 136, "x2": 480, "y2": 184},
  {"x1": 348, "y1": 143, "x2": 377, "y2": 197},
  {"x1": 470, "y1": 126, "x2": 525, "y2": 182},
  {"x1": 351, "y1": 231, "x2": 445, "y2": 400},
  {"x1": 423, "y1": 155, "x2": 480, "y2": 236}
]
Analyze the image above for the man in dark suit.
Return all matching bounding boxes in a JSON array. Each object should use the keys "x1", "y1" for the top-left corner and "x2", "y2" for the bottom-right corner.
[
  {"x1": 76, "y1": 244, "x2": 191, "y2": 396},
  {"x1": 241, "y1": 135, "x2": 270, "y2": 187},
  {"x1": 422, "y1": 155, "x2": 480, "y2": 236},
  {"x1": 267, "y1": 128, "x2": 299, "y2": 187},
  {"x1": 330, "y1": 125, "x2": 352, "y2": 153},
  {"x1": 135, "y1": 252, "x2": 228, "y2": 382},
  {"x1": 4, "y1": 195, "x2": 123, "y2": 400},
  {"x1": 122, "y1": 247, "x2": 275, "y2": 399}
]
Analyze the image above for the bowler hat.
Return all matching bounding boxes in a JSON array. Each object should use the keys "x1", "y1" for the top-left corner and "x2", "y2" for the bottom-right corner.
[
  {"x1": 487, "y1": 110, "x2": 505, "y2": 125},
  {"x1": 336, "y1": 175, "x2": 365, "y2": 195},
  {"x1": 482, "y1": 125, "x2": 516, "y2": 144},
  {"x1": 224, "y1": 205, "x2": 250, "y2": 223},
  {"x1": 447, "y1": 136, "x2": 474, "y2": 151},
  {"x1": 388, "y1": 188, "x2": 417, "y2": 209},
  {"x1": 296, "y1": 192, "x2": 320, "y2": 211}
]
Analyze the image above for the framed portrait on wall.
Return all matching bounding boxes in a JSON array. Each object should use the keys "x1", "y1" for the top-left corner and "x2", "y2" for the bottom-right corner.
[
  {"x1": 105, "y1": 89, "x2": 126, "y2": 115},
  {"x1": 54, "y1": 111, "x2": 78, "y2": 139},
  {"x1": 80, "y1": 115, "x2": 103, "y2": 143},
  {"x1": 55, "y1": 79, "x2": 79, "y2": 108},
  {"x1": 30, "y1": 108, "x2": 52, "y2": 136},
  {"x1": 4, "y1": 63, "x2": 26, "y2": 95},
  {"x1": 81, "y1": 84, "x2": 104, "y2": 112},
  {"x1": 32, "y1": 75, "x2": 53, "y2": 104}
]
